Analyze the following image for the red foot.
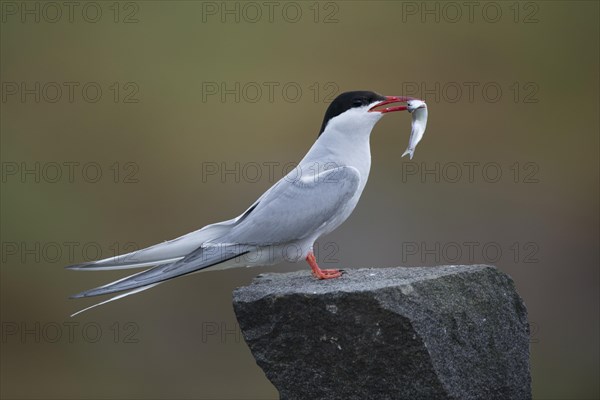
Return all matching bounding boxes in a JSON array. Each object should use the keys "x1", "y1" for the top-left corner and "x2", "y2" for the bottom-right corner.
[{"x1": 306, "y1": 252, "x2": 343, "y2": 280}]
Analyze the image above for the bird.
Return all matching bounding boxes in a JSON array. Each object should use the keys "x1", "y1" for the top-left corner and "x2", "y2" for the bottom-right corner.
[{"x1": 68, "y1": 91, "x2": 424, "y2": 316}]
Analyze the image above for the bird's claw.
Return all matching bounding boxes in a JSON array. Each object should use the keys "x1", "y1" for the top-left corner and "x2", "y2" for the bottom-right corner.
[{"x1": 312, "y1": 268, "x2": 344, "y2": 279}]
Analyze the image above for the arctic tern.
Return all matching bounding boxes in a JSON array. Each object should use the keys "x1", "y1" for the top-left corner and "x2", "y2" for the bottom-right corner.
[{"x1": 68, "y1": 91, "x2": 428, "y2": 316}]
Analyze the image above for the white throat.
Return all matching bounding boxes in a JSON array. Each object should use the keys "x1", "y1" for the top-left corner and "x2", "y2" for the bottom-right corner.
[
  {"x1": 320, "y1": 106, "x2": 384, "y2": 141},
  {"x1": 299, "y1": 107, "x2": 383, "y2": 191}
]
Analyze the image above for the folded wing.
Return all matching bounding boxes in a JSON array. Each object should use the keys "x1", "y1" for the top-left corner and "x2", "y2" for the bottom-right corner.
[{"x1": 218, "y1": 165, "x2": 361, "y2": 245}]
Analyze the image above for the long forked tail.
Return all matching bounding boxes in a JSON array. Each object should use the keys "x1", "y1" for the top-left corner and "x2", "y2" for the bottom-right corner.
[{"x1": 70, "y1": 244, "x2": 250, "y2": 316}]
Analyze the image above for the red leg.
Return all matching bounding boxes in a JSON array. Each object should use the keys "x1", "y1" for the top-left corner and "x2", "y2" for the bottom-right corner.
[{"x1": 305, "y1": 251, "x2": 342, "y2": 280}]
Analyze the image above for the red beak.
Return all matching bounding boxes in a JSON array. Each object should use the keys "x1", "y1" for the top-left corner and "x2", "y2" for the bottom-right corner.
[{"x1": 369, "y1": 96, "x2": 413, "y2": 113}]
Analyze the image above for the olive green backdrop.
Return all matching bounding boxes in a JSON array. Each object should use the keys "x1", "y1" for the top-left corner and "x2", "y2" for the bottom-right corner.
[{"x1": 1, "y1": 1, "x2": 598, "y2": 399}]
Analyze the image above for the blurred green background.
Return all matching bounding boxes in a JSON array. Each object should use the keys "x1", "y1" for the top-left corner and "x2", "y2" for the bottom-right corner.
[{"x1": 1, "y1": 1, "x2": 598, "y2": 399}]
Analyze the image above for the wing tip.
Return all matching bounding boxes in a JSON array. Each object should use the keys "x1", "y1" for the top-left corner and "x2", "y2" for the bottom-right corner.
[
  {"x1": 69, "y1": 291, "x2": 90, "y2": 299},
  {"x1": 65, "y1": 263, "x2": 88, "y2": 270},
  {"x1": 65, "y1": 262, "x2": 115, "y2": 270},
  {"x1": 402, "y1": 149, "x2": 414, "y2": 159},
  {"x1": 65, "y1": 257, "x2": 184, "y2": 271}
]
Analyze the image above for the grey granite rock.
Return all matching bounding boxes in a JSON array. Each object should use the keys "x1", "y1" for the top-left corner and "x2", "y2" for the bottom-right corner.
[{"x1": 233, "y1": 265, "x2": 531, "y2": 400}]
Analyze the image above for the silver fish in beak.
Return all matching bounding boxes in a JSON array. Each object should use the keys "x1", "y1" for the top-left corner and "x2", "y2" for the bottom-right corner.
[{"x1": 402, "y1": 99, "x2": 428, "y2": 159}]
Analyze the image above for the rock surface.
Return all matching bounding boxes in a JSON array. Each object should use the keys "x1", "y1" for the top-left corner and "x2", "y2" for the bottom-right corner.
[{"x1": 233, "y1": 265, "x2": 531, "y2": 400}]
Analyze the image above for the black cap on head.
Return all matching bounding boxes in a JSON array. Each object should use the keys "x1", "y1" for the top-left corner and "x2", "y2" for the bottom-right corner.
[{"x1": 318, "y1": 91, "x2": 386, "y2": 136}]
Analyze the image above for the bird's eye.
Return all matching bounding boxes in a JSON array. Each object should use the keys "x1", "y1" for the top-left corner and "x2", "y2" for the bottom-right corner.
[{"x1": 353, "y1": 99, "x2": 365, "y2": 107}]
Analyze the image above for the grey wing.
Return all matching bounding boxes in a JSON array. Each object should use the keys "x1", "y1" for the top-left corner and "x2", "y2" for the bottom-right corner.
[{"x1": 219, "y1": 166, "x2": 361, "y2": 245}]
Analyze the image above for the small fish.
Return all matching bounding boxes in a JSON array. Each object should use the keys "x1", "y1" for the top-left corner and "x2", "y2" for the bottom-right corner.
[{"x1": 402, "y1": 99, "x2": 428, "y2": 159}]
